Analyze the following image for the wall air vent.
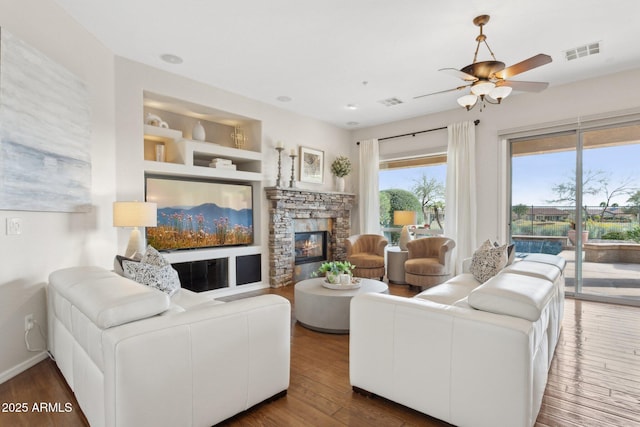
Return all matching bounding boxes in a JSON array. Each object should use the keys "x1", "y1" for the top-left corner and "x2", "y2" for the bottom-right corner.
[
  {"x1": 378, "y1": 97, "x2": 404, "y2": 107},
  {"x1": 564, "y1": 42, "x2": 600, "y2": 61}
]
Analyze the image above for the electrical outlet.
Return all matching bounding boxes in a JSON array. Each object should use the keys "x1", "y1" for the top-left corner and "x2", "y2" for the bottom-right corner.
[
  {"x1": 24, "y1": 314, "x2": 34, "y2": 332},
  {"x1": 7, "y1": 218, "x2": 22, "y2": 235}
]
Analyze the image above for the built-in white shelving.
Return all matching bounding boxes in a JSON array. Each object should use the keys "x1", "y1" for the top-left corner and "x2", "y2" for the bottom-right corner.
[
  {"x1": 144, "y1": 125, "x2": 262, "y2": 181},
  {"x1": 141, "y1": 93, "x2": 266, "y2": 294}
]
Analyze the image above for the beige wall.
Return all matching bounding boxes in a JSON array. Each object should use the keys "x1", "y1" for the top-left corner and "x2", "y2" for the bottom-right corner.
[
  {"x1": 0, "y1": 0, "x2": 352, "y2": 381},
  {"x1": 0, "y1": 0, "x2": 117, "y2": 380}
]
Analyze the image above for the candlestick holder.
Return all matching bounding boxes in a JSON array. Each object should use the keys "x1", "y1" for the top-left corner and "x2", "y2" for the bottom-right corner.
[
  {"x1": 289, "y1": 153, "x2": 297, "y2": 188},
  {"x1": 275, "y1": 146, "x2": 284, "y2": 187}
]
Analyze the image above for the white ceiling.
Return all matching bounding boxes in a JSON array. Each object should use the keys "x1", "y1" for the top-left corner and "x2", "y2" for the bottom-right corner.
[{"x1": 54, "y1": 0, "x2": 640, "y2": 129}]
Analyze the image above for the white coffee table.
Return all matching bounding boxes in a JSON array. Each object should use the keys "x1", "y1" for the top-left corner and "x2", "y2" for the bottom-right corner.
[{"x1": 294, "y1": 277, "x2": 389, "y2": 334}]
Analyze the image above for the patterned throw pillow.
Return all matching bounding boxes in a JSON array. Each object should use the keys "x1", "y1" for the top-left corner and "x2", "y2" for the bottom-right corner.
[
  {"x1": 140, "y1": 245, "x2": 171, "y2": 267},
  {"x1": 470, "y1": 239, "x2": 508, "y2": 283},
  {"x1": 113, "y1": 253, "x2": 142, "y2": 276},
  {"x1": 122, "y1": 246, "x2": 180, "y2": 296}
]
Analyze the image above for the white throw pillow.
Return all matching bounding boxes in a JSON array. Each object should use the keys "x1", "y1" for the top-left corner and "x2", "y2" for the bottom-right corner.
[
  {"x1": 122, "y1": 246, "x2": 180, "y2": 296},
  {"x1": 470, "y1": 239, "x2": 508, "y2": 283}
]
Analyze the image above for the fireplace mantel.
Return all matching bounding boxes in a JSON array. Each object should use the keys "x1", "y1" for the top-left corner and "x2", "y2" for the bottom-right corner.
[{"x1": 265, "y1": 187, "x2": 356, "y2": 287}]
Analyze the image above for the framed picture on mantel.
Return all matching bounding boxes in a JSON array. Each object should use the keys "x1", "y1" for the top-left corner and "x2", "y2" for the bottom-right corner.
[{"x1": 299, "y1": 146, "x2": 324, "y2": 184}]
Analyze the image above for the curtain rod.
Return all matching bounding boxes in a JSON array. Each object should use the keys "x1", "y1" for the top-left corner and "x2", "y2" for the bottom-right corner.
[{"x1": 357, "y1": 119, "x2": 480, "y2": 145}]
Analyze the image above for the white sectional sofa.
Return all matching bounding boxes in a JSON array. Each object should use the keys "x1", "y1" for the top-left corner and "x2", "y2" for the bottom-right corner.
[
  {"x1": 47, "y1": 266, "x2": 291, "y2": 427},
  {"x1": 350, "y1": 254, "x2": 565, "y2": 427}
]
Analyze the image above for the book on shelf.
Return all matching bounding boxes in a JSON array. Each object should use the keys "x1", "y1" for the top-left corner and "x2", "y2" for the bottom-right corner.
[
  {"x1": 210, "y1": 158, "x2": 232, "y2": 165},
  {"x1": 208, "y1": 163, "x2": 237, "y2": 170}
]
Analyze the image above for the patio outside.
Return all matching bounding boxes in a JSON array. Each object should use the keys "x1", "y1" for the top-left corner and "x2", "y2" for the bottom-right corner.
[{"x1": 512, "y1": 204, "x2": 640, "y2": 301}]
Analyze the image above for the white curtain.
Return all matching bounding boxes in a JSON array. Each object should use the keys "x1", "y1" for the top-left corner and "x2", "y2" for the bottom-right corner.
[
  {"x1": 445, "y1": 121, "x2": 477, "y2": 274},
  {"x1": 358, "y1": 138, "x2": 380, "y2": 234}
]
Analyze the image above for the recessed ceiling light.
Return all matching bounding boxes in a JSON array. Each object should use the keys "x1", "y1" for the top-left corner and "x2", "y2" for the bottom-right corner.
[
  {"x1": 346, "y1": 104, "x2": 358, "y2": 110},
  {"x1": 378, "y1": 97, "x2": 404, "y2": 107},
  {"x1": 346, "y1": 121, "x2": 359, "y2": 126},
  {"x1": 276, "y1": 96, "x2": 292, "y2": 102},
  {"x1": 160, "y1": 54, "x2": 183, "y2": 64}
]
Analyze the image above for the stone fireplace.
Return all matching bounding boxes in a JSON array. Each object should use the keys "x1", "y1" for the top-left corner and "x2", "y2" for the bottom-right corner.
[{"x1": 265, "y1": 187, "x2": 356, "y2": 287}]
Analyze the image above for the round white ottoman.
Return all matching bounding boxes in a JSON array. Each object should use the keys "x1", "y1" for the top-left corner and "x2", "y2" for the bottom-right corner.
[{"x1": 294, "y1": 277, "x2": 389, "y2": 333}]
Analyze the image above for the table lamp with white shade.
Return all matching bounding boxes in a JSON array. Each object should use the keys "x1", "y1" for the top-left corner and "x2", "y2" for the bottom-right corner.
[
  {"x1": 393, "y1": 210, "x2": 417, "y2": 251},
  {"x1": 113, "y1": 201, "x2": 157, "y2": 257}
]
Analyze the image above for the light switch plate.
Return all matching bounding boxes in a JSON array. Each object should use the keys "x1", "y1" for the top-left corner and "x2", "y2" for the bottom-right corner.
[{"x1": 7, "y1": 218, "x2": 22, "y2": 235}]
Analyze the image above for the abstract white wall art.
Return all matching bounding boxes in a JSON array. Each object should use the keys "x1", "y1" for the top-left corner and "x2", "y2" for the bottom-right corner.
[{"x1": 0, "y1": 27, "x2": 91, "y2": 212}]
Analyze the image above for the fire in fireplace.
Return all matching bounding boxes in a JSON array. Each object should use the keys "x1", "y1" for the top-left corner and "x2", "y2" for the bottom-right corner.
[{"x1": 294, "y1": 231, "x2": 328, "y2": 265}]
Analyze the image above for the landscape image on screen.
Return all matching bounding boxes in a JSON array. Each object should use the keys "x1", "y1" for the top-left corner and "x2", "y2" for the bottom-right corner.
[{"x1": 145, "y1": 176, "x2": 253, "y2": 251}]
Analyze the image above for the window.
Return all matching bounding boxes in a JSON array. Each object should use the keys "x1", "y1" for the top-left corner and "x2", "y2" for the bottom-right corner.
[{"x1": 379, "y1": 155, "x2": 447, "y2": 243}]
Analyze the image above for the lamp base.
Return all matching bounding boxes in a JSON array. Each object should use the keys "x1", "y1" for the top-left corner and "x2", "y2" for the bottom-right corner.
[
  {"x1": 124, "y1": 227, "x2": 145, "y2": 257},
  {"x1": 399, "y1": 225, "x2": 412, "y2": 251}
]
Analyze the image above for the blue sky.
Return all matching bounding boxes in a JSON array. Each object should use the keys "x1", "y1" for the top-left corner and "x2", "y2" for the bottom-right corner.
[
  {"x1": 379, "y1": 164, "x2": 446, "y2": 194},
  {"x1": 379, "y1": 143, "x2": 640, "y2": 207}
]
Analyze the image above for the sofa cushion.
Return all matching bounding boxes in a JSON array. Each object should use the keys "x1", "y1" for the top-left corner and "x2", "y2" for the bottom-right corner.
[
  {"x1": 467, "y1": 272, "x2": 554, "y2": 321},
  {"x1": 521, "y1": 253, "x2": 567, "y2": 271},
  {"x1": 49, "y1": 267, "x2": 170, "y2": 329},
  {"x1": 503, "y1": 260, "x2": 561, "y2": 284},
  {"x1": 414, "y1": 273, "x2": 479, "y2": 305},
  {"x1": 169, "y1": 288, "x2": 223, "y2": 311},
  {"x1": 469, "y1": 240, "x2": 508, "y2": 283}
]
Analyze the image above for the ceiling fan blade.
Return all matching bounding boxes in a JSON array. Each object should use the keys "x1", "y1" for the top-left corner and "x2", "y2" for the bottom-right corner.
[
  {"x1": 413, "y1": 84, "x2": 471, "y2": 99},
  {"x1": 495, "y1": 54, "x2": 552, "y2": 79},
  {"x1": 439, "y1": 68, "x2": 478, "y2": 82},
  {"x1": 500, "y1": 80, "x2": 549, "y2": 92}
]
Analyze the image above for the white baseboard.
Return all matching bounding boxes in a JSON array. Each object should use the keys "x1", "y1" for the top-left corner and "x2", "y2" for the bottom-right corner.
[{"x1": 0, "y1": 352, "x2": 49, "y2": 385}]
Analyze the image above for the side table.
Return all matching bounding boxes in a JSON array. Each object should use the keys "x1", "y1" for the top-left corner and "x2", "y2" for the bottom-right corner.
[{"x1": 387, "y1": 246, "x2": 408, "y2": 284}]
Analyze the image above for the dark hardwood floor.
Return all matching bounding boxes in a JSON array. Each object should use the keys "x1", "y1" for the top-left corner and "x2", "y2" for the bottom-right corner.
[{"x1": 1, "y1": 283, "x2": 639, "y2": 426}]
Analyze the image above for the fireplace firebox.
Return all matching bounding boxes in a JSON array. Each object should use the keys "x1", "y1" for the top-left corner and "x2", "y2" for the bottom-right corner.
[{"x1": 295, "y1": 231, "x2": 327, "y2": 265}]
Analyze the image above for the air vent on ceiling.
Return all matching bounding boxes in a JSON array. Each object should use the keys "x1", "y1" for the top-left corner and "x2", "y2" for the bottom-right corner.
[
  {"x1": 564, "y1": 42, "x2": 600, "y2": 61},
  {"x1": 378, "y1": 97, "x2": 404, "y2": 107}
]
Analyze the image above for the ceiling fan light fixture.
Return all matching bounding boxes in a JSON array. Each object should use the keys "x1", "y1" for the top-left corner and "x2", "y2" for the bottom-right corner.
[
  {"x1": 470, "y1": 80, "x2": 495, "y2": 97},
  {"x1": 489, "y1": 85, "x2": 512, "y2": 102},
  {"x1": 419, "y1": 15, "x2": 551, "y2": 112},
  {"x1": 457, "y1": 94, "x2": 478, "y2": 110}
]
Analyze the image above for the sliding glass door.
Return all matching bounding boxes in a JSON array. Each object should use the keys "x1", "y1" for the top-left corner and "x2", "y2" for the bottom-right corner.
[
  {"x1": 510, "y1": 131, "x2": 579, "y2": 291},
  {"x1": 509, "y1": 121, "x2": 640, "y2": 305},
  {"x1": 579, "y1": 124, "x2": 640, "y2": 301}
]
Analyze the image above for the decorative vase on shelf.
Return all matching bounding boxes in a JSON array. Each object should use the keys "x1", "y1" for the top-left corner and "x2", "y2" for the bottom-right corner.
[
  {"x1": 336, "y1": 176, "x2": 345, "y2": 192},
  {"x1": 192, "y1": 121, "x2": 205, "y2": 141}
]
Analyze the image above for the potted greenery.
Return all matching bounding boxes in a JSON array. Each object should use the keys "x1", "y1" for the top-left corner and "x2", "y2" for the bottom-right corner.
[
  {"x1": 568, "y1": 221, "x2": 589, "y2": 246},
  {"x1": 330, "y1": 156, "x2": 352, "y2": 192},
  {"x1": 312, "y1": 260, "x2": 355, "y2": 284}
]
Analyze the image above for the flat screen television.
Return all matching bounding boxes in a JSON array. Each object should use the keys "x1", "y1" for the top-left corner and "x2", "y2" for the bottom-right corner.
[{"x1": 145, "y1": 175, "x2": 253, "y2": 251}]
